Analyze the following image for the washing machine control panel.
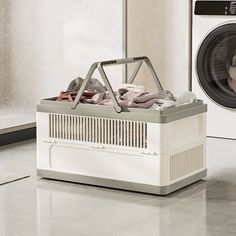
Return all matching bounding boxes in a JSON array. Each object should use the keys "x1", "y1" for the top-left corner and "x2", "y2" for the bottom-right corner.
[
  {"x1": 195, "y1": 1, "x2": 236, "y2": 15},
  {"x1": 230, "y1": 2, "x2": 236, "y2": 14}
]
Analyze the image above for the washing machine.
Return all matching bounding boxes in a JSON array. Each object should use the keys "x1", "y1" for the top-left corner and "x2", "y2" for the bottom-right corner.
[{"x1": 192, "y1": 0, "x2": 236, "y2": 139}]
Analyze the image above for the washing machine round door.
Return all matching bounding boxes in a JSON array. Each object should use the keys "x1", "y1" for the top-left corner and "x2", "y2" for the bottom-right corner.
[{"x1": 197, "y1": 23, "x2": 236, "y2": 108}]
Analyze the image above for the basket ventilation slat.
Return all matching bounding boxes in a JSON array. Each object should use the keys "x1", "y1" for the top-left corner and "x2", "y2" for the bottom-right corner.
[
  {"x1": 170, "y1": 145, "x2": 204, "y2": 181},
  {"x1": 49, "y1": 114, "x2": 147, "y2": 149}
]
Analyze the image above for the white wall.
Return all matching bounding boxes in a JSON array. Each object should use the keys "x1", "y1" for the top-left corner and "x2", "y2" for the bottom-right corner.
[
  {"x1": 127, "y1": 0, "x2": 191, "y2": 96},
  {"x1": 0, "y1": 1, "x2": 6, "y2": 104},
  {"x1": 0, "y1": 0, "x2": 123, "y2": 110}
]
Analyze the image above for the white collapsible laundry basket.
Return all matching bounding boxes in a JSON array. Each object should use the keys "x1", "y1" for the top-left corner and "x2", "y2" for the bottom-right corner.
[{"x1": 37, "y1": 57, "x2": 207, "y2": 195}]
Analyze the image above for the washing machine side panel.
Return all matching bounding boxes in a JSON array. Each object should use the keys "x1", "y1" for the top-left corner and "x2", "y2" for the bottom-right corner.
[
  {"x1": 193, "y1": 69, "x2": 236, "y2": 139},
  {"x1": 206, "y1": 103, "x2": 236, "y2": 139}
]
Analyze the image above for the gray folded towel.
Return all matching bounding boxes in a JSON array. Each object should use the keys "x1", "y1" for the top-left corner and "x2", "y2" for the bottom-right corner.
[
  {"x1": 67, "y1": 77, "x2": 106, "y2": 93},
  {"x1": 67, "y1": 77, "x2": 84, "y2": 91}
]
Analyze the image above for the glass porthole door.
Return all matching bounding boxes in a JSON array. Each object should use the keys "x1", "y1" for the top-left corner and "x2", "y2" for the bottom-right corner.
[{"x1": 197, "y1": 23, "x2": 236, "y2": 108}]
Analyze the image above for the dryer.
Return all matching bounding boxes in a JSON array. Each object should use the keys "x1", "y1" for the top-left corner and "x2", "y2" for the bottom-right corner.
[{"x1": 192, "y1": 0, "x2": 236, "y2": 139}]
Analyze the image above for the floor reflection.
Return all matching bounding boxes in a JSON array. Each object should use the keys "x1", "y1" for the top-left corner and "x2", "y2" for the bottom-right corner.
[
  {"x1": 36, "y1": 178, "x2": 207, "y2": 236},
  {"x1": 0, "y1": 138, "x2": 236, "y2": 235}
]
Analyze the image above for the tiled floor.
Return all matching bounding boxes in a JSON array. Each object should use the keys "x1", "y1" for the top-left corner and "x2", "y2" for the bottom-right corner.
[{"x1": 0, "y1": 138, "x2": 236, "y2": 236}]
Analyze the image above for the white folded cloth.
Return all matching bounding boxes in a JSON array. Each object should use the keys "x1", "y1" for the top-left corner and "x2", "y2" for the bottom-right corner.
[{"x1": 176, "y1": 91, "x2": 197, "y2": 105}]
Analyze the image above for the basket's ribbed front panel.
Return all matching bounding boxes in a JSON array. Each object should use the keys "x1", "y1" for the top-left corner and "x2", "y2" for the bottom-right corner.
[
  {"x1": 170, "y1": 145, "x2": 204, "y2": 181},
  {"x1": 49, "y1": 114, "x2": 147, "y2": 149}
]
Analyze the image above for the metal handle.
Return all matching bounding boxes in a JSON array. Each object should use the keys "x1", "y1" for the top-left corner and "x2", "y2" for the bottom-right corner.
[{"x1": 71, "y1": 56, "x2": 163, "y2": 112}]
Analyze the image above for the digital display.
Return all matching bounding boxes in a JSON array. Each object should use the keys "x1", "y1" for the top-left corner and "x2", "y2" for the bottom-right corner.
[{"x1": 195, "y1": 1, "x2": 236, "y2": 15}]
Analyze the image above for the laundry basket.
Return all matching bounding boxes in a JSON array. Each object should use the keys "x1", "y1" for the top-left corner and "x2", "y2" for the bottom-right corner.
[{"x1": 37, "y1": 57, "x2": 207, "y2": 195}]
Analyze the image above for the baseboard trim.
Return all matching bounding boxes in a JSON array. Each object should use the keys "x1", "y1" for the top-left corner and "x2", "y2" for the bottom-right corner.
[{"x1": 0, "y1": 127, "x2": 36, "y2": 146}]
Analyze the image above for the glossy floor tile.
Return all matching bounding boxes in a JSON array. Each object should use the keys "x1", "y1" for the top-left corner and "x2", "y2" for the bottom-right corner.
[
  {"x1": 0, "y1": 138, "x2": 236, "y2": 236},
  {"x1": 0, "y1": 108, "x2": 35, "y2": 130}
]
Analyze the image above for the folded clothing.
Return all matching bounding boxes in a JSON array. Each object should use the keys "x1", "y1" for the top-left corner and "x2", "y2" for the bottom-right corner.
[
  {"x1": 153, "y1": 91, "x2": 197, "y2": 110},
  {"x1": 57, "y1": 91, "x2": 97, "y2": 102},
  {"x1": 176, "y1": 91, "x2": 197, "y2": 105},
  {"x1": 85, "y1": 88, "x2": 175, "y2": 109},
  {"x1": 56, "y1": 78, "x2": 197, "y2": 110},
  {"x1": 67, "y1": 77, "x2": 106, "y2": 93},
  {"x1": 227, "y1": 55, "x2": 236, "y2": 93},
  {"x1": 120, "y1": 84, "x2": 146, "y2": 93}
]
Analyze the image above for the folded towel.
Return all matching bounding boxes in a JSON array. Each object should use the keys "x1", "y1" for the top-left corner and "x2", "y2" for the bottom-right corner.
[
  {"x1": 67, "y1": 77, "x2": 106, "y2": 93},
  {"x1": 176, "y1": 91, "x2": 197, "y2": 105},
  {"x1": 85, "y1": 88, "x2": 175, "y2": 109},
  {"x1": 60, "y1": 80, "x2": 197, "y2": 110}
]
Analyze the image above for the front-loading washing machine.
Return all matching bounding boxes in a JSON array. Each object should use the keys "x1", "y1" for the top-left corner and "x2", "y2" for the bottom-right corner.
[{"x1": 192, "y1": 0, "x2": 236, "y2": 139}]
